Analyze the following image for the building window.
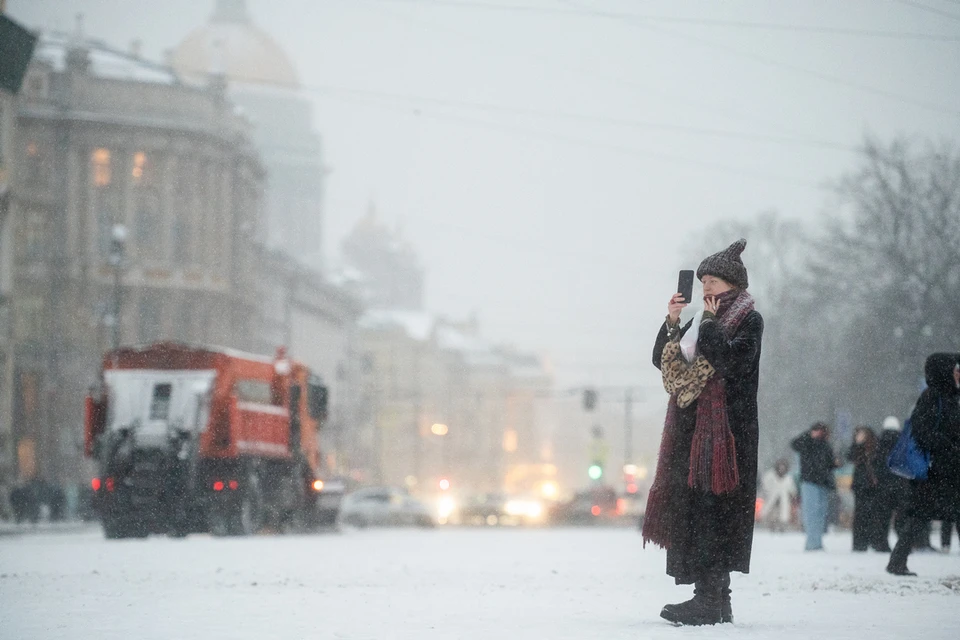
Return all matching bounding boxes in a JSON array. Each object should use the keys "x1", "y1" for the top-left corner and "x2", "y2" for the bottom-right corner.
[
  {"x1": 132, "y1": 151, "x2": 147, "y2": 182},
  {"x1": 91, "y1": 148, "x2": 112, "y2": 187}
]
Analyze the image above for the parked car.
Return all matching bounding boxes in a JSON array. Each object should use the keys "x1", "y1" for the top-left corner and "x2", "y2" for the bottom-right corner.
[
  {"x1": 458, "y1": 492, "x2": 507, "y2": 526},
  {"x1": 312, "y1": 476, "x2": 346, "y2": 528},
  {"x1": 548, "y1": 485, "x2": 625, "y2": 526},
  {"x1": 338, "y1": 486, "x2": 435, "y2": 528}
]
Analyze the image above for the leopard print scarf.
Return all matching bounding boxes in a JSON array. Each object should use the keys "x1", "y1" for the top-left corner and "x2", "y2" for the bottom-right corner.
[{"x1": 660, "y1": 341, "x2": 715, "y2": 408}]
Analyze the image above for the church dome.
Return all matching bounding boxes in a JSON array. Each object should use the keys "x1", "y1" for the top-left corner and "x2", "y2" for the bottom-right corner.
[{"x1": 171, "y1": 0, "x2": 299, "y2": 88}]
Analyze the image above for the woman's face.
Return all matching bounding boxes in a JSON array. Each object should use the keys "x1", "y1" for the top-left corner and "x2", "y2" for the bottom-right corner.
[{"x1": 702, "y1": 275, "x2": 733, "y2": 298}]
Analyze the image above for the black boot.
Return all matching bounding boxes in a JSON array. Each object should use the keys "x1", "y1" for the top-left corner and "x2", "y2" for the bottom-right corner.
[
  {"x1": 660, "y1": 575, "x2": 723, "y2": 626},
  {"x1": 886, "y1": 537, "x2": 917, "y2": 576},
  {"x1": 720, "y1": 572, "x2": 733, "y2": 624}
]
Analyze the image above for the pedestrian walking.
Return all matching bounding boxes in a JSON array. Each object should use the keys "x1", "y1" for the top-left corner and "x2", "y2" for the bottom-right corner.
[
  {"x1": 644, "y1": 238, "x2": 763, "y2": 626},
  {"x1": 887, "y1": 353, "x2": 960, "y2": 576},
  {"x1": 847, "y1": 426, "x2": 891, "y2": 552},
  {"x1": 791, "y1": 422, "x2": 839, "y2": 551},
  {"x1": 759, "y1": 458, "x2": 797, "y2": 532}
]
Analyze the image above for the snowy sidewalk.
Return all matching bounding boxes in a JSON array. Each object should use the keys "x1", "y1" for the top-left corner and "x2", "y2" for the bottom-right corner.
[
  {"x1": 1, "y1": 527, "x2": 957, "y2": 640},
  {"x1": 0, "y1": 519, "x2": 97, "y2": 537}
]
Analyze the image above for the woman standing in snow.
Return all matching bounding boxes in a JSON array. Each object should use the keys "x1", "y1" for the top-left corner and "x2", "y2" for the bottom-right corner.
[
  {"x1": 847, "y1": 426, "x2": 890, "y2": 552},
  {"x1": 644, "y1": 239, "x2": 764, "y2": 626},
  {"x1": 887, "y1": 353, "x2": 960, "y2": 576}
]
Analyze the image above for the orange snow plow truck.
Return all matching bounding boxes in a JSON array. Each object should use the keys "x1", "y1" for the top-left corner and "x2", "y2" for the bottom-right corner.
[{"x1": 84, "y1": 342, "x2": 342, "y2": 539}]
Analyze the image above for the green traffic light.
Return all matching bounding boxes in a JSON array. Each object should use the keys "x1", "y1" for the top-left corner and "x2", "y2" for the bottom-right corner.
[{"x1": 588, "y1": 464, "x2": 603, "y2": 480}]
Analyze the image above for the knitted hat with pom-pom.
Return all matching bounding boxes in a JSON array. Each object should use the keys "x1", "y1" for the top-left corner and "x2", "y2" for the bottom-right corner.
[{"x1": 696, "y1": 238, "x2": 749, "y2": 290}]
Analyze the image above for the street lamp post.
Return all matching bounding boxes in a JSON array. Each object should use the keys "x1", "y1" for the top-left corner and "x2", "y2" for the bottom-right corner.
[{"x1": 108, "y1": 224, "x2": 127, "y2": 350}]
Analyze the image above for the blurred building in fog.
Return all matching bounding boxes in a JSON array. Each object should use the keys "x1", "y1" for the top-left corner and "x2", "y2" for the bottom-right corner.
[
  {"x1": 351, "y1": 310, "x2": 553, "y2": 494},
  {"x1": 0, "y1": 13, "x2": 37, "y2": 494},
  {"x1": 171, "y1": 0, "x2": 327, "y2": 269},
  {"x1": 10, "y1": 30, "x2": 264, "y2": 482},
  {"x1": 340, "y1": 204, "x2": 425, "y2": 310}
]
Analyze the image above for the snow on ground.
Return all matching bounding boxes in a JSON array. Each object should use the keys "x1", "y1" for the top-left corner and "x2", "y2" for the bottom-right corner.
[{"x1": 1, "y1": 526, "x2": 958, "y2": 640}]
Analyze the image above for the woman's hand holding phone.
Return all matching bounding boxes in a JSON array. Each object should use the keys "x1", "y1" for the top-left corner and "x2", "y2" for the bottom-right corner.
[{"x1": 667, "y1": 293, "x2": 687, "y2": 324}]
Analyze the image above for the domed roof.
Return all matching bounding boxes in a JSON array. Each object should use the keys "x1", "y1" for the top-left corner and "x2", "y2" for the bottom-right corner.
[{"x1": 171, "y1": 0, "x2": 299, "y2": 88}]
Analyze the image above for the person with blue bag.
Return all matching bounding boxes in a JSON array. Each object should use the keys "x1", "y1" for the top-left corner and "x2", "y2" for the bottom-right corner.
[{"x1": 886, "y1": 353, "x2": 960, "y2": 576}]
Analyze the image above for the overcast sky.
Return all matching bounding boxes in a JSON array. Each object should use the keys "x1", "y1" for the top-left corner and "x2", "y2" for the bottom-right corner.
[{"x1": 10, "y1": 0, "x2": 960, "y2": 404}]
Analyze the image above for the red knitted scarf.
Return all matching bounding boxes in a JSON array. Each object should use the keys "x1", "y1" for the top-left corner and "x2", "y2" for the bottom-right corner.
[{"x1": 642, "y1": 289, "x2": 755, "y2": 549}]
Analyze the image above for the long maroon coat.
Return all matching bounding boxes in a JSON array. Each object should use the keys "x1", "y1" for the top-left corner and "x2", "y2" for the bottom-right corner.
[{"x1": 652, "y1": 309, "x2": 764, "y2": 584}]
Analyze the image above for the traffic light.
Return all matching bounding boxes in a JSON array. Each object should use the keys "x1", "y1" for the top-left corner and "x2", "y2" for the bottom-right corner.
[
  {"x1": 583, "y1": 388, "x2": 597, "y2": 411},
  {"x1": 588, "y1": 463, "x2": 603, "y2": 481}
]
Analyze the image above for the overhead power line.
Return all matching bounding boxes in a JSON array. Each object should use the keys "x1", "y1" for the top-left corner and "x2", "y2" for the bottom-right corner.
[
  {"x1": 554, "y1": 0, "x2": 960, "y2": 118},
  {"x1": 355, "y1": 0, "x2": 826, "y2": 139},
  {"x1": 316, "y1": 89, "x2": 827, "y2": 191},
  {"x1": 893, "y1": 0, "x2": 960, "y2": 22},
  {"x1": 295, "y1": 81, "x2": 856, "y2": 153},
  {"x1": 365, "y1": 0, "x2": 960, "y2": 41}
]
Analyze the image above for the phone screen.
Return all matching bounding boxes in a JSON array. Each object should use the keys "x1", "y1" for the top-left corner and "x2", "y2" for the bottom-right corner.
[{"x1": 677, "y1": 270, "x2": 695, "y2": 303}]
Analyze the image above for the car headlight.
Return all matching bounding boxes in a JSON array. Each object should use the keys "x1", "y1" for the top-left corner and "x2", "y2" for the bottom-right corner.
[
  {"x1": 438, "y1": 496, "x2": 457, "y2": 519},
  {"x1": 505, "y1": 499, "x2": 543, "y2": 519}
]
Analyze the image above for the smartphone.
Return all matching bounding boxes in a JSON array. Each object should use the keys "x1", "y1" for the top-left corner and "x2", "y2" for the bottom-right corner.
[{"x1": 677, "y1": 270, "x2": 695, "y2": 304}]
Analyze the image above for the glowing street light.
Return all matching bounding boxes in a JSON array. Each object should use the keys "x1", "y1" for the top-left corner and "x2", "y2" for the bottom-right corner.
[{"x1": 431, "y1": 423, "x2": 448, "y2": 436}]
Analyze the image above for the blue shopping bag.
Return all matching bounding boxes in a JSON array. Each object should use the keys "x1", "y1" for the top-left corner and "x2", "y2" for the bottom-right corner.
[{"x1": 886, "y1": 398, "x2": 941, "y2": 481}]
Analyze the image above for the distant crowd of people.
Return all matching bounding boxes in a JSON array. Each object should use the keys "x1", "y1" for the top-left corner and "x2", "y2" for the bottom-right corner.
[
  {"x1": 761, "y1": 353, "x2": 960, "y2": 576},
  {"x1": 0, "y1": 477, "x2": 96, "y2": 525}
]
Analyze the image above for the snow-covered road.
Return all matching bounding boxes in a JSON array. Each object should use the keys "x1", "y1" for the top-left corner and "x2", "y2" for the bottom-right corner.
[{"x1": 1, "y1": 526, "x2": 957, "y2": 639}]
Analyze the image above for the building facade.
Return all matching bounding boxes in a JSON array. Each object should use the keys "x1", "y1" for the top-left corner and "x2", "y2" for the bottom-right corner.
[
  {"x1": 0, "y1": 12, "x2": 37, "y2": 501},
  {"x1": 11, "y1": 32, "x2": 264, "y2": 484},
  {"x1": 171, "y1": 0, "x2": 327, "y2": 268}
]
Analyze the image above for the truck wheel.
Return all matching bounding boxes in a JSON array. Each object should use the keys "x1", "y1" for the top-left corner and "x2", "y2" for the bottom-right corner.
[
  {"x1": 103, "y1": 517, "x2": 127, "y2": 539},
  {"x1": 229, "y1": 474, "x2": 264, "y2": 536}
]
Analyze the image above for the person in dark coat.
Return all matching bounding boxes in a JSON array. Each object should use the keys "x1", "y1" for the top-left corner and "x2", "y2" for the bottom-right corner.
[
  {"x1": 643, "y1": 239, "x2": 763, "y2": 626},
  {"x1": 887, "y1": 353, "x2": 960, "y2": 576},
  {"x1": 791, "y1": 423, "x2": 839, "y2": 551},
  {"x1": 846, "y1": 426, "x2": 891, "y2": 552},
  {"x1": 874, "y1": 416, "x2": 910, "y2": 547}
]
